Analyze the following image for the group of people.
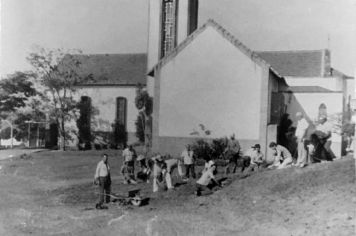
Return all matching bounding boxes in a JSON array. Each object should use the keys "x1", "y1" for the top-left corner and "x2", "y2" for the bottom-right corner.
[{"x1": 93, "y1": 112, "x2": 342, "y2": 208}]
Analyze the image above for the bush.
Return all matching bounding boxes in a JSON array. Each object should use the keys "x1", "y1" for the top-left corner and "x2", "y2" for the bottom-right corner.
[
  {"x1": 135, "y1": 112, "x2": 145, "y2": 143},
  {"x1": 190, "y1": 137, "x2": 230, "y2": 161},
  {"x1": 110, "y1": 120, "x2": 127, "y2": 149}
]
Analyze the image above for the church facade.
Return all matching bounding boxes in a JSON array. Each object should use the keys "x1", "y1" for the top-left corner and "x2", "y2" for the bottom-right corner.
[{"x1": 146, "y1": 0, "x2": 354, "y2": 157}]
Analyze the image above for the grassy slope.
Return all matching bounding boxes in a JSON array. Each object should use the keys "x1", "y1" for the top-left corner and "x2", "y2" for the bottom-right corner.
[{"x1": 0, "y1": 150, "x2": 354, "y2": 236}]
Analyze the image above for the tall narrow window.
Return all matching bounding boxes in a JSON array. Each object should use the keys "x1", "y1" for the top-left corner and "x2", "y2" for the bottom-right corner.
[
  {"x1": 188, "y1": 0, "x2": 199, "y2": 35},
  {"x1": 78, "y1": 96, "x2": 91, "y2": 149},
  {"x1": 116, "y1": 97, "x2": 127, "y2": 128},
  {"x1": 161, "y1": 0, "x2": 177, "y2": 58}
]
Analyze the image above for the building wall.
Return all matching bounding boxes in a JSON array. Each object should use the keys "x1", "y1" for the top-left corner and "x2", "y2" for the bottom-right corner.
[
  {"x1": 76, "y1": 86, "x2": 139, "y2": 144},
  {"x1": 147, "y1": 0, "x2": 161, "y2": 71},
  {"x1": 285, "y1": 76, "x2": 344, "y2": 91},
  {"x1": 151, "y1": 26, "x2": 272, "y2": 154},
  {"x1": 158, "y1": 27, "x2": 263, "y2": 139},
  {"x1": 177, "y1": 0, "x2": 189, "y2": 45},
  {"x1": 282, "y1": 92, "x2": 343, "y2": 156}
]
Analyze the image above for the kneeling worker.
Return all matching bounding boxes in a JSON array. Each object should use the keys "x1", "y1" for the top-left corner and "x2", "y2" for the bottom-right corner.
[
  {"x1": 195, "y1": 162, "x2": 221, "y2": 196},
  {"x1": 268, "y1": 142, "x2": 293, "y2": 169}
]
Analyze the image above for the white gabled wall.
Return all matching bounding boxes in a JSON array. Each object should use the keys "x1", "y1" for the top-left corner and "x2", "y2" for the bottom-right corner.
[{"x1": 158, "y1": 26, "x2": 263, "y2": 139}]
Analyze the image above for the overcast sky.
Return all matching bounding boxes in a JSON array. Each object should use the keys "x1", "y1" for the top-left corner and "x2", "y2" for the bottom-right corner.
[{"x1": 1, "y1": 0, "x2": 355, "y2": 77}]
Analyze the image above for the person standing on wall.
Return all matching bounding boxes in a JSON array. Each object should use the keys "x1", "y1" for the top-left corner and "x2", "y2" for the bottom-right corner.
[{"x1": 294, "y1": 112, "x2": 309, "y2": 168}]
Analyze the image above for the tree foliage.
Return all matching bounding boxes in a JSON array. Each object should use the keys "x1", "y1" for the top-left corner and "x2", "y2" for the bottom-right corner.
[
  {"x1": 27, "y1": 47, "x2": 93, "y2": 150},
  {"x1": 135, "y1": 85, "x2": 153, "y2": 148},
  {"x1": 0, "y1": 71, "x2": 46, "y2": 141}
]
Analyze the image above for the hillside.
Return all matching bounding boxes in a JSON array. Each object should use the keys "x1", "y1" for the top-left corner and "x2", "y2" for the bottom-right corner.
[{"x1": 0, "y1": 151, "x2": 354, "y2": 235}]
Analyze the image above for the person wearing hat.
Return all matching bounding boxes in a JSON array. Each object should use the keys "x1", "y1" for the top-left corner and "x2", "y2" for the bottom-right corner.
[
  {"x1": 195, "y1": 162, "x2": 221, "y2": 196},
  {"x1": 315, "y1": 115, "x2": 336, "y2": 159},
  {"x1": 295, "y1": 112, "x2": 310, "y2": 168},
  {"x1": 94, "y1": 154, "x2": 111, "y2": 209},
  {"x1": 245, "y1": 144, "x2": 264, "y2": 171}
]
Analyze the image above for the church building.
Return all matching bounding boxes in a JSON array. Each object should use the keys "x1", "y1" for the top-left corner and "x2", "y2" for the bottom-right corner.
[{"x1": 146, "y1": 0, "x2": 354, "y2": 157}]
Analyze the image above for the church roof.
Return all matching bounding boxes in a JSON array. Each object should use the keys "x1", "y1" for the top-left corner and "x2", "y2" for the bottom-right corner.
[
  {"x1": 256, "y1": 50, "x2": 324, "y2": 77},
  {"x1": 69, "y1": 53, "x2": 147, "y2": 86},
  {"x1": 148, "y1": 19, "x2": 283, "y2": 79},
  {"x1": 282, "y1": 86, "x2": 341, "y2": 93}
]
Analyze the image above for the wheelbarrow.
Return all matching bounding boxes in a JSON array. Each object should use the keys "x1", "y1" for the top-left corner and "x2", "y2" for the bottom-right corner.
[{"x1": 98, "y1": 189, "x2": 144, "y2": 206}]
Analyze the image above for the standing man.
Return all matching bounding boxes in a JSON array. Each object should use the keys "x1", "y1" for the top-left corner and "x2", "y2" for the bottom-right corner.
[
  {"x1": 94, "y1": 154, "x2": 111, "y2": 209},
  {"x1": 295, "y1": 112, "x2": 309, "y2": 168},
  {"x1": 316, "y1": 115, "x2": 336, "y2": 159},
  {"x1": 268, "y1": 142, "x2": 293, "y2": 169},
  {"x1": 181, "y1": 145, "x2": 196, "y2": 179},
  {"x1": 122, "y1": 145, "x2": 137, "y2": 183},
  {"x1": 224, "y1": 134, "x2": 242, "y2": 174}
]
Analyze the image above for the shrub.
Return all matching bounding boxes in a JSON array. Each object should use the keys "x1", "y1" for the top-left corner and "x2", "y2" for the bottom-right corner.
[
  {"x1": 135, "y1": 112, "x2": 145, "y2": 143},
  {"x1": 190, "y1": 139, "x2": 212, "y2": 161},
  {"x1": 110, "y1": 120, "x2": 127, "y2": 149},
  {"x1": 190, "y1": 136, "x2": 231, "y2": 161}
]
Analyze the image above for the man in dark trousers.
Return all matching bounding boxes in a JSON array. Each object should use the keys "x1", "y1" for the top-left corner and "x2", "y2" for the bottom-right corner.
[{"x1": 94, "y1": 153, "x2": 111, "y2": 209}]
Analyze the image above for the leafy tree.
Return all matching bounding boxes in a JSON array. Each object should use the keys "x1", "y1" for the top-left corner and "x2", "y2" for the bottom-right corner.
[
  {"x1": 0, "y1": 71, "x2": 46, "y2": 141},
  {"x1": 135, "y1": 84, "x2": 153, "y2": 150},
  {"x1": 27, "y1": 47, "x2": 93, "y2": 150}
]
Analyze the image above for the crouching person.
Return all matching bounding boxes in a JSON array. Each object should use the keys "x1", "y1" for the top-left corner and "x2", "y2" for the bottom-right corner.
[
  {"x1": 195, "y1": 162, "x2": 221, "y2": 196},
  {"x1": 94, "y1": 154, "x2": 111, "y2": 209},
  {"x1": 136, "y1": 154, "x2": 151, "y2": 183},
  {"x1": 121, "y1": 162, "x2": 137, "y2": 185},
  {"x1": 152, "y1": 155, "x2": 166, "y2": 192},
  {"x1": 268, "y1": 142, "x2": 293, "y2": 169},
  {"x1": 245, "y1": 144, "x2": 264, "y2": 172},
  {"x1": 164, "y1": 157, "x2": 184, "y2": 190}
]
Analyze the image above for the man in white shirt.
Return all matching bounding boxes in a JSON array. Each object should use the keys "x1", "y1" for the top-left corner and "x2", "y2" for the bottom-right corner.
[
  {"x1": 163, "y1": 157, "x2": 184, "y2": 190},
  {"x1": 181, "y1": 145, "x2": 196, "y2": 179},
  {"x1": 94, "y1": 154, "x2": 111, "y2": 209},
  {"x1": 295, "y1": 112, "x2": 309, "y2": 168},
  {"x1": 195, "y1": 163, "x2": 221, "y2": 196}
]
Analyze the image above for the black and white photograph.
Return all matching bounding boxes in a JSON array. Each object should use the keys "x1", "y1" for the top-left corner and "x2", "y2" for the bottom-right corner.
[{"x1": 0, "y1": 0, "x2": 355, "y2": 235}]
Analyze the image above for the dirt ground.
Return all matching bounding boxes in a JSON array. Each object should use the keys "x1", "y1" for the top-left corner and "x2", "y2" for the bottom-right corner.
[{"x1": 0, "y1": 150, "x2": 355, "y2": 236}]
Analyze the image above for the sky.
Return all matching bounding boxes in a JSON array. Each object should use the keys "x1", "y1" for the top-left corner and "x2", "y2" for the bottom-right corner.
[{"x1": 1, "y1": 0, "x2": 356, "y2": 77}]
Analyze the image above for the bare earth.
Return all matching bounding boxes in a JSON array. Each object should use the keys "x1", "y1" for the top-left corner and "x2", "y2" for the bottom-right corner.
[{"x1": 0, "y1": 150, "x2": 355, "y2": 236}]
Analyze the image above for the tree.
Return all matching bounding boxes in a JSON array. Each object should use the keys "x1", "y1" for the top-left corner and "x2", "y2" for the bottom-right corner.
[
  {"x1": 0, "y1": 71, "x2": 44, "y2": 142},
  {"x1": 27, "y1": 47, "x2": 93, "y2": 150},
  {"x1": 135, "y1": 84, "x2": 153, "y2": 152}
]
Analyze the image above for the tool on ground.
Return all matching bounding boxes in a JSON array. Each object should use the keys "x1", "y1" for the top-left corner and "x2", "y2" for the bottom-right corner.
[{"x1": 97, "y1": 189, "x2": 144, "y2": 206}]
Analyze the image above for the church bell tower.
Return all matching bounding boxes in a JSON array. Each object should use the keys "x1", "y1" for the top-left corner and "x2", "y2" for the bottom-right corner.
[{"x1": 147, "y1": 0, "x2": 199, "y2": 71}]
